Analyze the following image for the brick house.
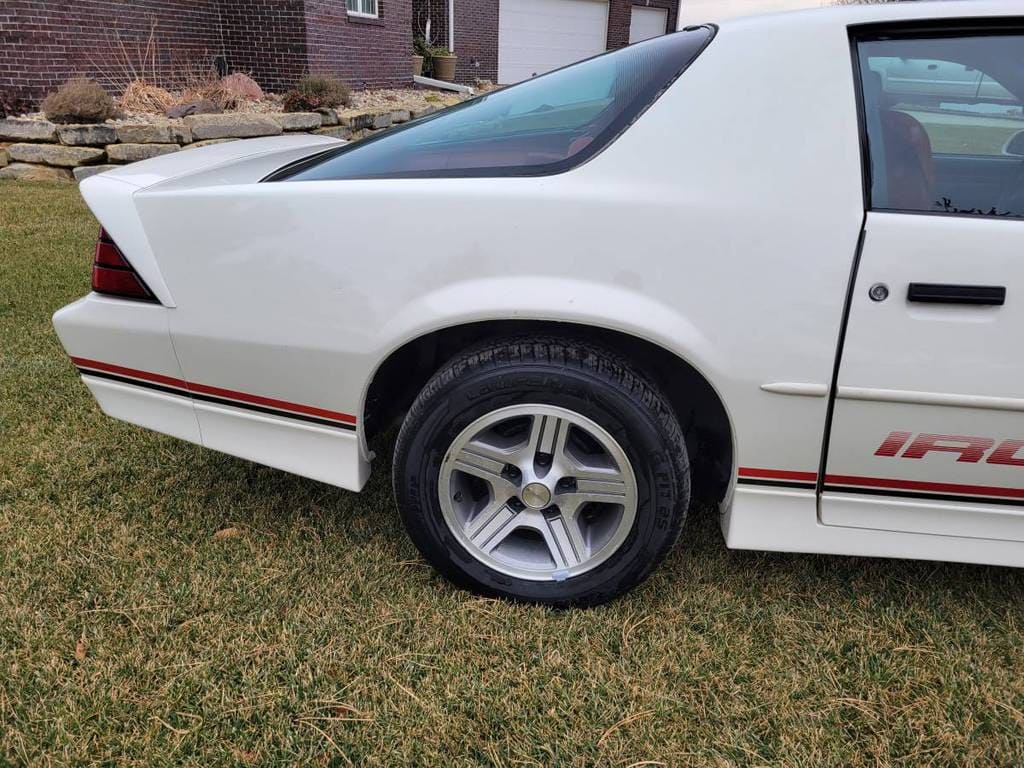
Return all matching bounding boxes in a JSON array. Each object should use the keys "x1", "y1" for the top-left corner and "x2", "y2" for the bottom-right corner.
[
  {"x1": 1, "y1": 0, "x2": 680, "y2": 108},
  {"x1": 415, "y1": 0, "x2": 680, "y2": 85},
  {"x1": 1, "y1": 0, "x2": 413, "y2": 105}
]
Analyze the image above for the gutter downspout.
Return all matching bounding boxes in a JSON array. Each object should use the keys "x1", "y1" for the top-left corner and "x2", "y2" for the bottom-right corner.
[{"x1": 448, "y1": 0, "x2": 455, "y2": 52}]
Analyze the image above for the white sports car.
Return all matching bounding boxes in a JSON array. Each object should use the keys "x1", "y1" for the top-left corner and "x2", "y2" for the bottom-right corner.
[{"x1": 54, "y1": 1, "x2": 1024, "y2": 605}]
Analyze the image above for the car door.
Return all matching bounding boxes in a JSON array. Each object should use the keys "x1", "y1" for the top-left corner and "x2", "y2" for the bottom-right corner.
[{"x1": 821, "y1": 25, "x2": 1024, "y2": 542}]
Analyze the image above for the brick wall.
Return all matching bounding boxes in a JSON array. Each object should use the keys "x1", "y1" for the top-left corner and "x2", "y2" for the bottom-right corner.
[
  {"x1": 453, "y1": 0, "x2": 498, "y2": 83},
  {"x1": 0, "y1": 0, "x2": 224, "y2": 105},
  {"x1": 608, "y1": 0, "x2": 679, "y2": 49},
  {"x1": 219, "y1": 0, "x2": 308, "y2": 93},
  {"x1": 1, "y1": 0, "x2": 414, "y2": 108},
  {"x1": 306, "y1": 0, "x2": 413, "y2": 90}
]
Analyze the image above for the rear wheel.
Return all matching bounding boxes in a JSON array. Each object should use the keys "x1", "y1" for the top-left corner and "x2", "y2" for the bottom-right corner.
[{"x1": 392, "y1": 337, "x2": 689, "y2": 606}]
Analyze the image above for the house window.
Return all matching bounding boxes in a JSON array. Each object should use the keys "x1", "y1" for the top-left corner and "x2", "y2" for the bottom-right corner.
[{"x1": 346, "y1": 0, "x2": 378, "y2": 18}]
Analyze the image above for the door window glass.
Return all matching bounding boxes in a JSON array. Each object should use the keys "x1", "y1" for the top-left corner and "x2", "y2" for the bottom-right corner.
[{"x1": 857, "y1": 34, "x2": 1024, "y2": 218}]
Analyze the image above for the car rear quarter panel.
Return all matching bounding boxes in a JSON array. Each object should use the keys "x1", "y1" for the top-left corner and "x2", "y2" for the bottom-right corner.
[{"x1": 132, "y1": 15, "x2": 866, "y2": 486}]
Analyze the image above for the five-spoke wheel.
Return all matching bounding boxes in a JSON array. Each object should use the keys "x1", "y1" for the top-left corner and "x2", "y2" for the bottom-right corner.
[{"x1": 440, "y1": 405, "x2": 638, "y2": 581}]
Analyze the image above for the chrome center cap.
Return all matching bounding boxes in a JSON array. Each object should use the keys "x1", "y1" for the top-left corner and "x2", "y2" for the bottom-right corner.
[{"x1": 521, "y1": 482, "x2": 552, "y2": 510}]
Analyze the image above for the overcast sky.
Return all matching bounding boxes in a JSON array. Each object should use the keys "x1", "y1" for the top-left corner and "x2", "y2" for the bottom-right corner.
[{"x1": 677, "y1": 0, "x2": 829, "y2": 26}]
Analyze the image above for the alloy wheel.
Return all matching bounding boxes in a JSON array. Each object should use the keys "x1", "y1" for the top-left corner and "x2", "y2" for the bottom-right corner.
[{"x1": 438, "y1": 404, "x2": 638, "y2": 581}]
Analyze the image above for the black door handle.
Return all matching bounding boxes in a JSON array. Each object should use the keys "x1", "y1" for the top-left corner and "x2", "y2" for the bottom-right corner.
[{"x1": 907, "y1": 283, "x2": 1006, "y2": 306}]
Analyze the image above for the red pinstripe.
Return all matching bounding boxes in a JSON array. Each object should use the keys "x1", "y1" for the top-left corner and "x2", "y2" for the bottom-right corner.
[
  {"x1": 738, "y1": 467, "x2": 818, "y2": 483},
  {"x1": 70, "y1": 356, "x2": 358, "y2": 425},
  {"x1": 825, "y1": 473, "x2": 1024, "y2": 500},
  {"x1": 739, "y1": 466, "x2": 1024, "y2": 500}
]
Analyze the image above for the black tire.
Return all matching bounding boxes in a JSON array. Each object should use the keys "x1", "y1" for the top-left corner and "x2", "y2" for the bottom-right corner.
[{"x1": 392, "y1": 336, "x2": 690, "y2": 607}]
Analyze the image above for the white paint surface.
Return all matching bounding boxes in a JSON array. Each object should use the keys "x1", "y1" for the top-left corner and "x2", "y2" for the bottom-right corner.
[{"x1": 677, "y1": 0, "x2": 826, "y2": 27}]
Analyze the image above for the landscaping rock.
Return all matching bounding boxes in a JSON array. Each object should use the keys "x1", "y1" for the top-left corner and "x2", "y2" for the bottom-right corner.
[
  {"x1": 185, "y1": 138, "x2": 239, "y2": 149},
  {"x1": 185, "y1": 114, "x2": 282, "y2": 140},
  {"x1": 313, "y1": 126, "x2": 352, "y2": 140},
  {"x1": 57, "y1": 124, "x2": 117, "y2": 146},
  {"x1": 221, "y1": 73, "x2": 264, "y2": 101},
  {"x1": 166, "y1": 99, "x2": 221, "y2": 119},
  {"x1": 107, "y1": 143, "x2": 180, "y2": 162},
  {"x1": 0, "y1": 148, "x2": 8, "y2": 168},
  {"x1": 390, "y1": 109, "x2": 411, "y2": 124},
  {"x1": 8, "y1": 143, "x2": 104, "y2": 167},
  {"x1": 0, "y1": 162, "x2": 73, "y2": 182},
  {"x1": 317, "y1": 108, "x2": 339, "y2": 126},
  {"x1": 73, "y1": 164, "x2": 118, "y2": 182},
  {"x1": 336, "y1": 109, "x2": 376, "y2": 130},
  {"x1": 0, "y1": 118, "x2": 58, "y2": 142},
  {"x1": 117, "y1": 123, "x2": 192, "y2": 144},
  {"x1": 410, "y1": 105, "x2": 439, "y2": 120},
  {"x1": 277, "y1": 112, "x2": 322, "y2": 131},
  {"x1": 336, "y1": 109, "x2": 394, "y2": 130}
]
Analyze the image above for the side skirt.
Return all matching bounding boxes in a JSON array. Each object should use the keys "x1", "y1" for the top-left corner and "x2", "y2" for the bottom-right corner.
[
  {"x1": 723, "y1": 484, "x2": 1024, "y2": 568},
  {"x1": 79, "y1": 370, "x2": 370, "y2": 492}
]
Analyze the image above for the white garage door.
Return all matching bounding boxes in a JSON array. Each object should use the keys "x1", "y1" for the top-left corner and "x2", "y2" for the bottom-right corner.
[
  {"x1": 629, "y1": 6, "x2": 668, "y2": 44},
  {"x1": 498, "y1": 0, "x2": 610, "y2": 85}
]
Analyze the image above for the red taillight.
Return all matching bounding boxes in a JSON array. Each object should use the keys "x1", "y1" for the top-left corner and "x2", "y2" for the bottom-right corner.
[{"x1": 91, "y1": 228, "x2": 156, "y2": 302}]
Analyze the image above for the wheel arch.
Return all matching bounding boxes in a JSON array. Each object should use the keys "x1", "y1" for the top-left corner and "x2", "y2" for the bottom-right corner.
[{"x1": 362, "y1": 319, "x2": 736, "y2": 505}]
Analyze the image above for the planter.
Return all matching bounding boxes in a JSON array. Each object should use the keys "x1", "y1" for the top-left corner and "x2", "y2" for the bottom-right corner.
[
  {"x1": 413, "y1": 55, "x2": 424, "y2": 77},
  {"x1": 432, "y1": 55, "x2": 457, "y2": 82}
]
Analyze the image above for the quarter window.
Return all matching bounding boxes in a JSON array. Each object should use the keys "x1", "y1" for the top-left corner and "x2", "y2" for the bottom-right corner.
[
  {"x1": 347, "y1": 0, "x2": 378, "y2": 18},
  {"x1": 857, "y1": 32, "x2": 1024, "y2": 218},
  {"x1": 273, "y1": 27, "x2": 714, "y2": 182}
]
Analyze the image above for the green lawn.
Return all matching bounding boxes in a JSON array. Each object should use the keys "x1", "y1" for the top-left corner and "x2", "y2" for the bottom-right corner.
[
  {"x1": 903, "y1": 108, "x2": 1024, "y2": 156},
  {"x1": 2, "y1": 179, "x2": 1024, "y2": 766}
]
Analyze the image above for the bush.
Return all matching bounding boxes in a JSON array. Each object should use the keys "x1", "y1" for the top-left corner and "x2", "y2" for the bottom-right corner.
[
  {"x1": 282, "y1": 90, "x2": 315, "y2": 113},
  {"x1": 181, "y1": 80, "x2": 230, "y2": 111},
  {"x1": 120, "y1": 79, "x2": 175, "y2": 114},
  {"x1": 285, "y1": 74, "x2": 351, "y2": 112},
  {"x1": 0, "y1": 92, "x2": 34, "y2": 119},
  {"x1": 42, "y1": 79, "x2": 117, "y2": 124}
]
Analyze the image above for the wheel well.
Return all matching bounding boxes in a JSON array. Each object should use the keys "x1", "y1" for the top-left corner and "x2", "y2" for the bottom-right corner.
[{"x1": 364, "y1": 321, "x2": 734, "y2": 504}]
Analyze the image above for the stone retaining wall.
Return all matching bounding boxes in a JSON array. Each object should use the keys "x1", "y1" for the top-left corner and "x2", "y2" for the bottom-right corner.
[{"x1": 0, "y1": 106, "x2": 440, "y2": 183}]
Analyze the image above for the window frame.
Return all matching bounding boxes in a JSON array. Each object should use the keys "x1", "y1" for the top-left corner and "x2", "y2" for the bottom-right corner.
[
  {"x1": 849, "y1": 17, "x2": 1024, "y2": 221},
  {"x1": 267, "y1": 26, "x2": 717, "y2": 183},
  {"x1": 347, "y1": 0, "x2": 378, "y2": 19}
]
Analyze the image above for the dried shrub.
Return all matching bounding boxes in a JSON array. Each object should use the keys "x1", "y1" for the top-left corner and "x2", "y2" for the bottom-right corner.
[
  {"x1": 120, "y1": 79, "x2": 175, "y2": 113},
  {"x1": 181, "y1": 81, "x2": 229, "y2": 110},
  {"x1": 288, "y1": 75, "x2": 351, "y2": 111},
  {"x1": 175, "y1": 59, "x2": 232, "y2": 110},
  {"x1": 41, "y1": 79, "x2": 117, "y2": 124},
  {"x1": 93, "y1": 19, "x2": 232, "y2": 114}
]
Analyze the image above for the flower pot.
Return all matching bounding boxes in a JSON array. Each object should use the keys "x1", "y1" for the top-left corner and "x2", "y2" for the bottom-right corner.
[
  {"x1": 412, "y1": 55, "x2": 424, "y2": 77},
  {"x1": 432, "y1": 55, "x2": 457, "y2": 82}
]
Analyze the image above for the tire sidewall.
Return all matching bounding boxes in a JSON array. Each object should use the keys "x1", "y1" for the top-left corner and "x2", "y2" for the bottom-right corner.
[{"x1": 395, "y1": 361, "x2": 685, "y2": 605}]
